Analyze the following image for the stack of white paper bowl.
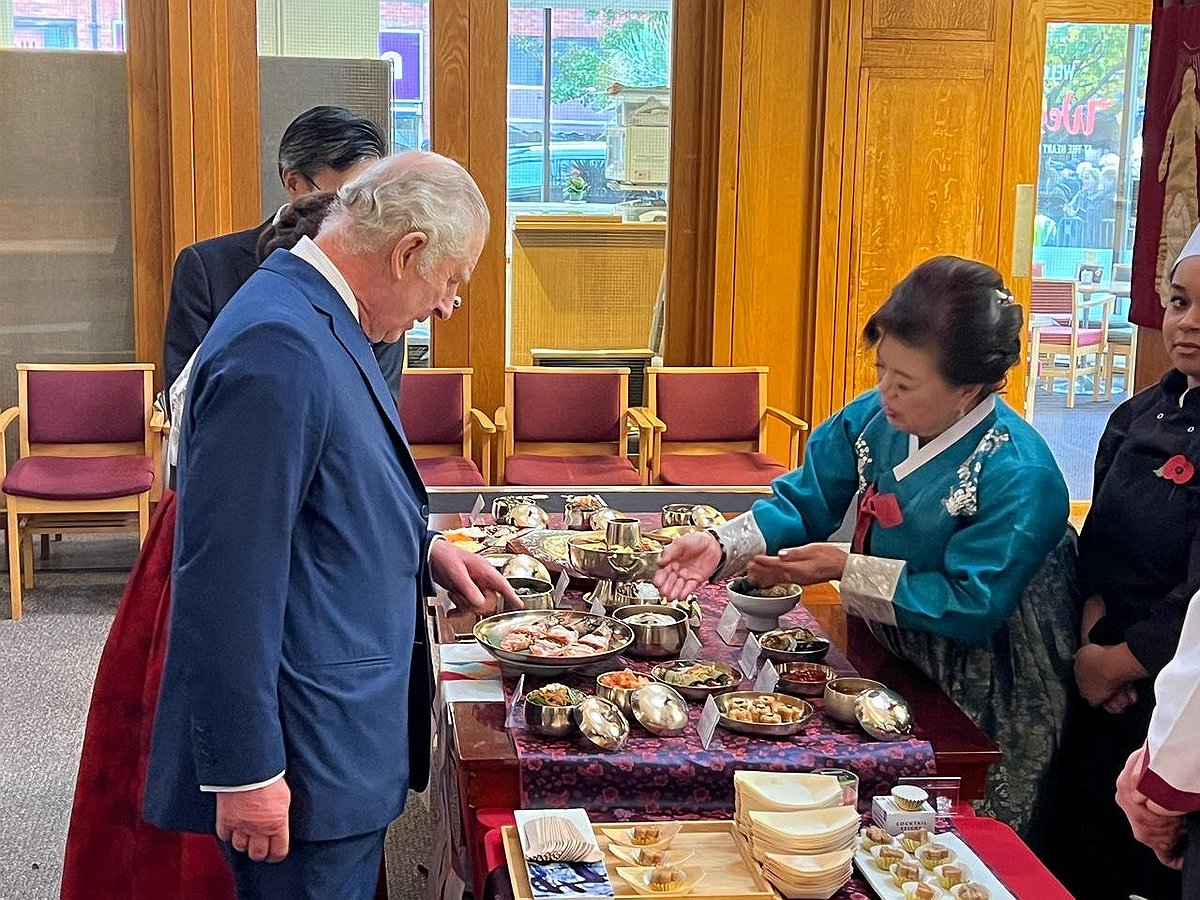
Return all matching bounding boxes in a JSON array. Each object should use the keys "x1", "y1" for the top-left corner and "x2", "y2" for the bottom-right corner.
[
  {"x1": 733, "y1": 771, "x2": 844, "y2": 835},
  {"x1": 759, "y1": 847, "x2": 856, "y2": 900},
  {"x1": 745, "y1": 807, "x2": 859, "y2": 899}
]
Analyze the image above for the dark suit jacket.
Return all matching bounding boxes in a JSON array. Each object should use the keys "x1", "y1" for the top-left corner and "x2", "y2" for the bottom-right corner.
[
  {"x1": 163, "y1": 223, "x2": 405, "y2": 396},
  {"x1": 145, "y1": 250, "x2": 434, "y2": 842}
]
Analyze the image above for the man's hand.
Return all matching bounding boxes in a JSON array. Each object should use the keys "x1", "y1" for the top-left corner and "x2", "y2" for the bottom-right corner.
[
  {"x1": 215, "y1": 778, "x2": 291, "y2": 863},
  {"x1": 747, "y1": 544, "x2": 849, "y2": 587},
  {"x1": 430, "y1": 539, "x2": 518, "y2": 614},
  {"x1": 1116, "y1": 746, "x2": 1186, "y2": 870},
  {"x1": 653, "y1": 531, "x2": 723, "y2": 600},
  {"x1": 1074, "y1": 642, "x2": 1145, "y2": 710}
]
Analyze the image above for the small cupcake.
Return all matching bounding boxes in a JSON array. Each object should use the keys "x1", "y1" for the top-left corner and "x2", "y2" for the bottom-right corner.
[
  {"x1": 903, "y1": 883, "x2": 940, "y2": 900},
  {"x1": 951, "y1": 885, "x2": 990, "y2": 900},
  {"x1": 632, "y1": 824, "x2": 662, "y2": 846},
  {"x1": 891, "y1": 785, "x2": 929, "y2": 811},
  {"x1": 892, "y1": 861, "x2": 923, "y2": 889},
  {"x1": 872, "y1": 844, "x2": 907, "y2": 871},
  {"x1": 901, "y1": 828, "x2": 932, "y2": 853},
  {"x1": 648, "y1": 865, "x2": 685, "y2": 892},
  {"x1": 861, "y1": 825, "x2": 895, "y2": 849},
  {"x1": 936, "y1": 864, "x2": 969, "y2": 889},
  {"x1": 916, "y1": 842, "x2": 955, "y2": 871},
  {"x1": 636, "y1": 846, "x2": 666, "y2": 866}
]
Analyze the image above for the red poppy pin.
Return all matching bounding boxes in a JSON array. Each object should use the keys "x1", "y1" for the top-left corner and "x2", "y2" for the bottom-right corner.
[{"x1": 1155, "y1": 454, "x2": 1195, "y2": 485}]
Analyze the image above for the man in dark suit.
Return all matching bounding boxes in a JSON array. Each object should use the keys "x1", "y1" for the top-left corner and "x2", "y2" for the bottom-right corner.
[
  {"x1": 162, "y1": 105, "x2": 406, "y2": 395},
  {"x1": 144, "y1": 152, "x2": 515, "y2": 899}
]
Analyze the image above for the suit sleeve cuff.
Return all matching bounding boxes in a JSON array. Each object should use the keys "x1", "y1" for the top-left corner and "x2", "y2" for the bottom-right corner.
[
  {"x1": 422, "y1": 533, "x2": 442, "y2": 597},
  {"x1": 712, "y1": 515, "x2": 767, "y2": 581},
  {"x1": 200, "y1": 771, "x2": 285, "y2": 793},
  {"x1": 840, "y1": 553, "x2": 904, "y2": 626}
]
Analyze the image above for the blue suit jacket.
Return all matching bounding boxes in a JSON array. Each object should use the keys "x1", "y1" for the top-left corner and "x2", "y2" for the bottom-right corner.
[
  {"x1": 145, "y1": 250, "x2": 434, "y2": 842},
  {"x1": 162, "y1": 224, "x2": 405, "y2": 397}
]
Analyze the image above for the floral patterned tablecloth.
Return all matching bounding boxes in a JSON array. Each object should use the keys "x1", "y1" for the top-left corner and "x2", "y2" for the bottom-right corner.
[{"x1": 502, "y1": 578, "x2": 936, "y2": 821}]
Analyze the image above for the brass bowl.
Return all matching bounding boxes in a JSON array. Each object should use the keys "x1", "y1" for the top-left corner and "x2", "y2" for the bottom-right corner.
[
  {"x1": 630, "y1": 683, "x2": 689, "y2": 736},
  {"x1": 661, "y1": 504, "x2": 696, "y2": 527},
  {"x1": 774, "y1": 662, "x2": 838, "y2": 698},
  {"x1": 855, "y1": 687, "x2": 915, "y2": 741},
  {"x1": 714, "y1": 690, "x2": 814, "y2": 738},
  {"x1": 504, "y1": 577, "x2": 555, "y2": 612},
  {"x1": 567, "y1": 534, "x2": 666, "y2": 582},
  {"x1": 612, "y1": 604, "x2": 689, "y2": 659},
  {"x1": 573, "y1": 696, "x2": 630, "y2": 751},
  {"x1": 595, "y1": 670, "x2": 653, "y2": 716},
  {"x1": 523, "y1": 684, "x2": 585, "y2": 738},
  {"x1": 501, "y1": 554, "x2": 551, "y2": 583},
  {"x1": 726, "y1": 577, "x2": 802, "y2": 631},
  {"x1": 473, "y1": 610, "x2": 633, "y2": 676},
  {"x1": 824, "y1": 676, "x2": 885, "y2": 724},
  {"x1": 563, "y1": 495, "x2": 608, "y2": 530},
  {"x1": 650, "y1": 659, "x2": 741, "y2": 703},
  {"x1": 758, "y1": 627, "x2": 832, "y2": 664}
]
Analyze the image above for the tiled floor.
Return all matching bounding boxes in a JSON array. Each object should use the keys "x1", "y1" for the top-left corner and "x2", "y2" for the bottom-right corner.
[{"x1": 1028, "y1": 380, "x2": 1125, "y2": 501}]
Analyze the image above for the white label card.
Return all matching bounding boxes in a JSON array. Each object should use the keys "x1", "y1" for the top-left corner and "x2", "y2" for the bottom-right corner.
[
  {"x1": 554, "y1": 569, "x2": 571, "y2": 606},
  {"x1": 754, "y1": 659, "x2": 779, "y2": 693},
  {"x1": 469, "y1": 494, "x2": 485, "y2": 525},
  {"x1": 716, "y1": 603, "x2": 743, "y2": 645},
  {"x1": 698, "y1": 695, "x2": 720, "y2": 750},
  {"x1": 589, "y1": 596, "x2": 606, "y2": 617},
  {"x1": 679, "y1": 629, "x2": 703, "y2": 661},
  {"x1": 739, "y1": 632, "x2": 762, "y2": 680},
  {"x1": 505, "y1": 674, "x2": 526, "y2": 730}
]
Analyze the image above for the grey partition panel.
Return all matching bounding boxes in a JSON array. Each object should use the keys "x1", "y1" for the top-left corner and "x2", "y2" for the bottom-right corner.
[
  {"x1": 0, "y1": 50, "x2": 134, "y2": 412},
  {"x1": 258, "y1": 56, "x2": 393, "y2": 219}
]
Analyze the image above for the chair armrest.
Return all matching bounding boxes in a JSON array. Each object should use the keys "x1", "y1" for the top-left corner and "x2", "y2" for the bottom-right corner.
[
  {"x1": 627, "y1": 407, "x2": 666, "y2": 434},
  {"x1": 469, "y1": 408, "x2": 496, "y2": 434},
  {"x1": 493, "y1": 406, "x2": 507, "y2": 432},
  {"x1": 1077, "y1": 294, "x2": 1114, "y2": 310},
  {"x1": 764, "y1": 406, "x2": 810, "y2": 432},
  {"x1": 624, "y1": 408, "x2": 658, "y2": 485},
  {"x1": 149, "y1": 409, "x2": 169, "y2": 434},
  {"x1": 0, "y1": 406, "x2": 20, "y2": 481}
]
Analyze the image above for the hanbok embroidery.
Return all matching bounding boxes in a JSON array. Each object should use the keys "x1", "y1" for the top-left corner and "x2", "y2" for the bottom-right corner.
[
  {"x1": 942, "y1": 426, "x2": 1011, "y2": 517},
  {"x1": 854, "y1": 435, "x2": 873, "y2": 494}
]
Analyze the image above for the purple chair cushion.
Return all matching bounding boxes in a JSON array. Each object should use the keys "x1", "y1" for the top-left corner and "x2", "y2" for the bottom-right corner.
[
  {"x1": 3, "y1": 456, "x2": 155, "y2": 501},
  {"x1": 414, "y1": 455, "x2": 484, "y2": 487},
  {"x1": 27, "y1": 370, "x2": 146, "y2": 444},
  {"x1": 512, "y1": 372, "x2": 623, "y2": 443},
  {"x1": 656, "y1": 372, "x2": 762, "y2": 442},
  {"x1": 400, "y1": 374, "x2": 465, "y2": 445},
  {"x1": 659, "y1": 452, "x2": 787, "y2": 486},
  {"x1": 503, "y1": 454, "x2": 639, "y2": 486}
]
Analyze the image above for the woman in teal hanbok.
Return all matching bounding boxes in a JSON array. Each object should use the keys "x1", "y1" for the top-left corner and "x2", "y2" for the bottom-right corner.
[{"x1": 656, "y1": 256, "x2": 1076, "y2": 843}]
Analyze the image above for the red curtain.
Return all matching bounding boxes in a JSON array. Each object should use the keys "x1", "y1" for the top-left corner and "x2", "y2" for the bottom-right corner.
[{"x1": 1131, "y1": 1, "x2": 1200, "y2": 328}]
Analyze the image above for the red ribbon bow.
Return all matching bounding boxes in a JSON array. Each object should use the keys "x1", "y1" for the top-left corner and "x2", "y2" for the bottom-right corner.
[{"x1": 851, "y1": 485, "x2": 904, "y2": 554}]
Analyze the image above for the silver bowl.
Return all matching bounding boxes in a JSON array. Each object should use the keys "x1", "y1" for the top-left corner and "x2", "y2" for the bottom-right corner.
[
  {"x1": 612, "y1": 604, "x2": 689, "y2": 659},
  {"x1": 726, "y1": 577, "x2": 803, "y2": 632},
  {"x1": 855, "y1": 687, "x2": 915, "y2": 741},
  {"x1": 661, "y1": 504, "x2": 696, "y2": 527},
  {"x1": 563, "y1": 495, "x2": 608, "y2": 530},
  {"x1": 650, "y1": 659, "x2": 741, "y2": 702},
  {"x1": 714, "y1": 690, "x2": 814, "y2": 738},
  {"x1": 589, "y1": 508, "x2": 625, "y2": 531},
  {"x1": 595, "y1": 669, "x2": 653, "y2": 716},
  {"x1": 509, "y1": 503, "x2": 550, "y2": 528},
  {"x1": 630, "y1": 683, "x2": 689, "y2": 736},
  {"x1": 567, "y1": 535, "x2": 666, "y2": 582},
  {"x1": 523, "y1": 684, "x2": 585, "y2": 738},
  {"x1": 501, "y1": 554, "x2": 552, "y2": 583},
  {"x1": 473, "y1": 610, "x2": 634, "y2": 676},
  {"x1": 573, "y1": 696, "x2": 630, "y2": 751},
  {"x1": 824, "y1": 677, "x2": 885, "y2": 724},
  {"x1": 758, "y1": 627, "x2": 832, "y2": 664},
  {"x1": 505, "y1": 577, "x2": 555, "y2": 612},
  {"x1": 492, "y1": 495, "x2": 547, "y2": 522},
  {"x1": 774, "y1": 662, "x2": 837, "y2": 698}
]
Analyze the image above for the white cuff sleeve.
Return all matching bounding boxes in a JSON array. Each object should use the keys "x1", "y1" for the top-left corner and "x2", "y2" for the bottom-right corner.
[
  {"x1": 200, "y1": 771, "x2": 286, "y2": 793},
  {"x1": 712, "y1": 514, "x2": 767, "y2": 581},
  {"x1": 840, "y1": 554, "x2": 905, "y2": 626}
]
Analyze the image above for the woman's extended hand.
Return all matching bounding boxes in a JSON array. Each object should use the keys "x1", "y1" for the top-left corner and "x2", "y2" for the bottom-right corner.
[
  {"x1": 746, "y1": 544, "x2": 849, "y2": 587},
  {"x1": 653, "y1": 531, "x2": 723, "y2": 600}
]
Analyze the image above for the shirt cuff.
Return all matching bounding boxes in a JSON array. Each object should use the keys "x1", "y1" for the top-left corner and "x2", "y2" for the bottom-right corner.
[
  {"x1": 840, "y1": 553, "x2": 905, "y2": 626},
  {"x1": 200, "y1": 770, "x2": 285, "y2": 793},
  {"x1": 711, "y1": 514, "x2": 767, "y2": 580}
]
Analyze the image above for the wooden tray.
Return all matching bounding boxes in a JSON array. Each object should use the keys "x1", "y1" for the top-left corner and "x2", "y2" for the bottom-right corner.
[{"x1": 502, "y1": 819, "x2": 779, "y2": 900}]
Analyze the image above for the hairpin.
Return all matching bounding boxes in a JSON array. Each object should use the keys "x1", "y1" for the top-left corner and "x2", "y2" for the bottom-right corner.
[{"x1": 995, "y1": 289, "x2": 1014, "y2": 305}]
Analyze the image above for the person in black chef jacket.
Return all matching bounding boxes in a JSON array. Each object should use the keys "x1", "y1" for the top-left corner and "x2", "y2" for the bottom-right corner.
[{"x1": 1045, "y1": 224, "x2": 1200, "y2": 900}]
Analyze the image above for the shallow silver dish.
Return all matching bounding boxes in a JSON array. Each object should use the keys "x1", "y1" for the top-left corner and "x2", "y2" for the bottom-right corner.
[
  {"x1": 715, "y1": 690, "x2": 814, "y2": 738},
  {"x1": 824, "y1": 676, "x2": 885, "y2": 724},
  {"x1": 855, "y1": 687, "x2": 914, "y2": 741},
  {"x1": 574, "y1": 696, "x2": 630, "y2": 751},
  {"x1": 612, "y1": 604, "x2": 689, "y2": 659},
  {"x1": 473, "y1": 610, "x2": 634, "y2": 676},
  {"x1": 774, "y1": 662, "x2": 838, "y2": 698},
  {"x1": 630, "y1": 683, "x2": 689, "y2": 736},
  {"x1": 650, "y1": 659, "x2": 741, "y2": 702},
  {"x1": 758, "y1": 627, "x2": 832, "y2": 665}
]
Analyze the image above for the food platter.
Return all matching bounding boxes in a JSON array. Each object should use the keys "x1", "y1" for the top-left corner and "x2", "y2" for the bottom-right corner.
[
  {"x1": 714, "y1": 691, "x2": 814, "y2": 738},
  {"x1": 474, "y1": 610, "x2": 634, "y2": 675},
  {"x1": 651, "y1": 659, "x2": 741, "y2": 702}
]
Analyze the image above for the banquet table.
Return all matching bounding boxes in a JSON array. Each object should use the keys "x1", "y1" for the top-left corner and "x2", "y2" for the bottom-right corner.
[{"x1": 428, "y1": 513, "x2": 1004, "y2": 896}]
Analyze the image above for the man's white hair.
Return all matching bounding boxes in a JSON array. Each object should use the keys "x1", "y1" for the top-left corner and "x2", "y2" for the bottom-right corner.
[{"x1": 331, "y1": 152, "x2": 489, "y2": 269}]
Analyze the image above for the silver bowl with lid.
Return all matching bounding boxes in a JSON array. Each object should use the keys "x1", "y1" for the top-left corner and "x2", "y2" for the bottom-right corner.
[
  {"x1": 823, "y1": 676, "x2": 885, "y2": 724},
  {"x1": 630, "y1": 682, "x2": 689, "y2": 736},
  {"x1": 855, "y1": 687, "x2": 915, "y2": 741},
  {"x1": 573, "y1": 696, "x2": 630, "y2": 751},
  {"x1": 612, "y1": 604, "x2": 689, "y2": 658}
]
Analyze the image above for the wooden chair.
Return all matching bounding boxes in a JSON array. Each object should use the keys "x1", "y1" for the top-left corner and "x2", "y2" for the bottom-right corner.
[
  {"x1": 494, "y1": 367, "x2": 656, "y2": 486},
  {"x1": 397, "y1": 368, "x2": 495, "y2": 486},
  {"x1": 1029, "y1": 278, "x2": 1110, "y2": 408},
  {"x1": 1103, "y1": 262, "x2": 1136, "y2": 401},
  {"x1": 643, "y1": 366, "x2": 809, "y2": 485},
  {"x1": 1, "y1": 363, "x2": 165, "y2": 619}
]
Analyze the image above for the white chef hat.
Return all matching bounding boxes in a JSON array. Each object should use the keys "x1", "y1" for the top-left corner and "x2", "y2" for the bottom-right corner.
[{"x1": 1172, "y1": 221, "x2": 1200, "y2": 278}]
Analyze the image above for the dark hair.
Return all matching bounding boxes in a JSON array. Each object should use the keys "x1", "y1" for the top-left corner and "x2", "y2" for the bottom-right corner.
[
  {"x1": 255, "y1": 192, "x2": 340, "y2": 262},
  {"x1": 277, "y1": 106, "x2": 387, "y2": 183},
  {"x1": 863, "y1": 256, "x2": 1023, "y2": 391}
]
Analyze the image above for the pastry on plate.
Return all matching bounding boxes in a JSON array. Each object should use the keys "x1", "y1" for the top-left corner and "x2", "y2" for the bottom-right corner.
[
  {"x1": 893, "y1": 861, "x2": 923, "y2": 888},
  {"x1": 936, "y1": 863, "x2": 969, "y2": 888},
  {"x1": 916, "y1": 842, "x2": 954, "y2": 871},
  {"x1": 648, "y1": 865, "x2": 685, "y2": 892},
  {"x1": 901, "y1": 828, "x2": 931, "y2": 852},
  {"x1": 861, "y1": 825, "x2": 894, "y2": 849},
  {"x1": 632, "y1": 824, "x2": 662, "y2": 846},
  {"x1": 873, "y1": 845, "x2": 906, "y2": 870}
]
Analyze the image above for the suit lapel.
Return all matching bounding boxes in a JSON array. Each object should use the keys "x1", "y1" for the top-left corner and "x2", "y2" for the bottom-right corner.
[{"x1": 264, "y1": 251, "x2": 428, "y2": 501}]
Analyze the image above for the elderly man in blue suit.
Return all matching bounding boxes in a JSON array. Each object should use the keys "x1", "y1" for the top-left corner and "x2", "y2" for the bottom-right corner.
[{"x1": 144, "y1": 152, "x2": 516, "y2": 899}]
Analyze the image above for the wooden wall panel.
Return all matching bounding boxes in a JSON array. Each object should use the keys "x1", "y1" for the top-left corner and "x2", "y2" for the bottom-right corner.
[{"x1": 866, "y1": 0, "x2": 995, "y2": 40}]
